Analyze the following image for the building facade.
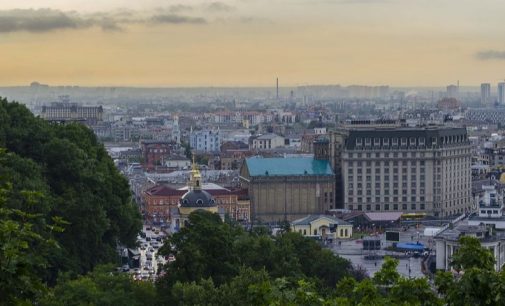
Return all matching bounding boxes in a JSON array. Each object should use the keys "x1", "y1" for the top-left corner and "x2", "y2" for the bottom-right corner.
[
  {"x1": 251, "y1": 133, "x2": 285, "y2": 150},
  {"x1": 190, "y1": 128, "x2": 221, "y2": 152},
  {"x1": 41, "y1": 102, "x2": 103, "y2": 125},
  {"x1": 240, "y1": 157, "x2": 335, "y2": 222},
  {"x1": 339, "y1": 125, "x2": 472, "y2": 217},
  {"x1": 481, "y1": 83, "x2": 491, "y2": 105},
  {"x1": 499, "y1": 82, "x2": 505, "y2": 105}
]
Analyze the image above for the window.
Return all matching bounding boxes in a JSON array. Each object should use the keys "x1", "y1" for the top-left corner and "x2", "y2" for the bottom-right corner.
[
  {"x1": 409, "y1": 137, "x2": 416, "y2": 146},
  {"x1": 375, "y1": 204, "x2": 380, "y2": 210},
  {"x1": 356, "y1": 138, "x2": 362, "y2": 146},
  {"x1": 365, "y1": 138, "x2": 371, "y2": 146},
  {"x1": 357, "y1": 205, "x2": 362, "y2": 211},
  {"x1": 366, "y1": 204, "x2": 371, "y2": 210},
  {"x1": 385, "y1": 204, "x2": 390, "y2": 210},
  {"x1": 383, "y1": 138, "x2": 389, "y2": 146},
  {"x1": 411, "y1": 204, "x2": 416, "y2": 210},
  {"x1": 393, "y1": 204, "x2": 398, "y2": 210},
  {"x1": 401, "y1": 137, "x2": 407, "y2": 146},
  {"x1": 402, "y1": 204, "x2": 407, "y2": 210},
  {"x1": 392, "y1": 138, "x2": 398, "y2": 146},
  {"x1": 374, "y1": 138, "x2": 380, "y2": 146}
]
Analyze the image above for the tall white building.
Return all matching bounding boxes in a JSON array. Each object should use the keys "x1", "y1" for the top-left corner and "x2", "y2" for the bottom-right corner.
[
  {"x1": 498, "y1": 82, "x2": 505, "y2": 104},
  {"x1": 190, "y1": 128, "x2": 221, "y2": 152},
  {"x1": 481, "y1": 83, "x2": 491, "y2": 105}
]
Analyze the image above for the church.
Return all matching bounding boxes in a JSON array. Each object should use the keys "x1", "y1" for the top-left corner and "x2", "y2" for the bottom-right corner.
[{"x1": 170, "y1": 160, "x2": 224, "y2": 232}]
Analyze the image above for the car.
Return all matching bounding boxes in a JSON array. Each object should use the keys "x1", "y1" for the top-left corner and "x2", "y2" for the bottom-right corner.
[
  {"x1": 143, "y1": 266, "x2": 149, "y2": 271},
  {"x1": 154, "y1": 230, "x2": 160, "y2": 235},
  {"x1": 153, "y1": 244, "x2": 159, "y2": 249},
  {"x1": 121, "y1": 265, "x2": 130, "y2": 272},
  {"x1": 146, "y1": 236, "x2": 151, "y2": 241},
  {"x1": 140, "y1": 245, "x2": 146, "y2": 250},
  {"x1": 156, "y1": 237, "x2": 162, "y2": 242},
  {"x1": 146, "y1": 253, "x2": 153, "y2": 260},
  {"x1": 149, "y1": 247, "x2": 154, "y2": 252},
  {"x1": 146, "y1": 226, "x2": 151, "y2": 231}
]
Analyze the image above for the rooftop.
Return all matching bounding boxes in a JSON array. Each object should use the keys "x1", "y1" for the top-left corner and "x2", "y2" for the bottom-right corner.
[
  {"x1": 291, "y1": 214, "x2": 350, "y2": 226},
  {"x1": 245, "y1": 157, "x2": 334, "y2": 177}
]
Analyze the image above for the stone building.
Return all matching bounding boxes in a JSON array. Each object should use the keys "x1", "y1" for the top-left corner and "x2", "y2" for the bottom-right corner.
[
  {"x1": 41, "y1": 102, "x2": 103, "y2": 125},
  {"x1": 240, "y1": 157, "x2": 335, "y2": 222},
  {"x1": 339, "y1": 124, "x2": 472, "y2": 217}
]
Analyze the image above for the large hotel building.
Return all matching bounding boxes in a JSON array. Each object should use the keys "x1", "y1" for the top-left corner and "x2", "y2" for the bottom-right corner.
[{"x1": 325, "y1": 121, "x2": 472, "y2": 217}]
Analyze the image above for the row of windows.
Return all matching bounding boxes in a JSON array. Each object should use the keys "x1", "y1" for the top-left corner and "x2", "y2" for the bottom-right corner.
[
  {"x1": 347, "y1": 196, "x2": 427, "y2": 203},
  {"x1": 350, "y1": 160, "x2": 426, "y2": 166},
  {"x1": 349, "y1": 168, "x2": 425, "y2": 174},
  {"x1": 355, "y1": 135, "x2": 466, "y2": 147},
  {"x1": 349, "y1": 152, "x2": 428, "y2": 158},
  {"x1": 349, "y1": 182, "x2": 426, "y2": 188},
  {"x1": 348, "y1": 203, "x2": 426, "y2": 211},
  {"x1": 348, "y1": 175, "x2": 427, "y2": 182}
]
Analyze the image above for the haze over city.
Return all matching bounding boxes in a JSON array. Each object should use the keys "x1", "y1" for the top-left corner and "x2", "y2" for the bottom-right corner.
[{"x1": 1, "y1": 0, "x2": 505, "y2": 87}]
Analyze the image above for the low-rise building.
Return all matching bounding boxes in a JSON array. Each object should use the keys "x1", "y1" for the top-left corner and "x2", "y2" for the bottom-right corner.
[
  {"x1": 435, "y1": 224, "x2": 505, "y2": 272},
  {"x1": 291, "y1": 215, "x2": 352, "y2": 239},
  {"x1": 251, "y1": 133, "x2": 285, "y2": 150}
]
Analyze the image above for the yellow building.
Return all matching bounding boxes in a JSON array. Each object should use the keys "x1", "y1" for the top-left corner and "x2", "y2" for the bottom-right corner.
[
  {"x1": 291, "y1": 215, "x2": 353, "y2": 240},
  {"x1": 170, "y1": 160, "x2": 222, "y2": 231}
]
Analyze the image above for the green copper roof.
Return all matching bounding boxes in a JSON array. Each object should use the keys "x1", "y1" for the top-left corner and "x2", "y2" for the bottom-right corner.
[{"x1": 245, "y1": 157, "x2": 334, "y2": 177}]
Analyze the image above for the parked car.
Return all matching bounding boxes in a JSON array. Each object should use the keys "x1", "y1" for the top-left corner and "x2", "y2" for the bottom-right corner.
[{"x1": 121, "y1": 265, "x2": 130, "y2": 272}]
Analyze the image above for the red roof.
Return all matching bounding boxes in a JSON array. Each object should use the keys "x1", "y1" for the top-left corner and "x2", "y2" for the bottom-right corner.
[{"x1": 145, "y1": 185, "x2": 184, "y2": 197}]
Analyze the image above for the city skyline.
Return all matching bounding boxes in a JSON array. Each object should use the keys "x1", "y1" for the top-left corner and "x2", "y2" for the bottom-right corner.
[{"x1": 0, "y1": 0, "x2": 505, "y2": 87}]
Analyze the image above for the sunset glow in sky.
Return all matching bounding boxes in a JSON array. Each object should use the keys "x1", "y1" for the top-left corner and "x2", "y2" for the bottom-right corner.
[{"x1": 0, "y1": 0, "x2": 504, "y2": 87}]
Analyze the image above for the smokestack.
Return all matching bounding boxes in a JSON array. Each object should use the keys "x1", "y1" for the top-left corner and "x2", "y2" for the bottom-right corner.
[{"x1": 276, "y1": 77, "x2": 279, "y2": 100}]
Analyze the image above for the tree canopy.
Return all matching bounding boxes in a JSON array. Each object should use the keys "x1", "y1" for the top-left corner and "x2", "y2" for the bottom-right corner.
[{"x1": 0, "y1": 98, "x2": 142, "y2": 303}]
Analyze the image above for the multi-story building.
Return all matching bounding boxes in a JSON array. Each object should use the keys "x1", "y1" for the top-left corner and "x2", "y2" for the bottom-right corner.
[
  {"x1": 340, "y1": 125, "x2": 472, "y2": 217},
  {"x1": 190, "y1": 128, "x2": 221, "y2": 152},
  {"x1": 141, "y1": 140, "x2": 174, "y2": 170},
  {"x1": 41, "y1": 102, "x2": 103, "y2": 125},
  {"x1": 481, "y1": 83, "x2": 491, "y2": 105},
  {"x1": 499, "y1": 82, "x2": 505, "y2": 105},
  {"x1": 251, "y1": 133, "x2": 285, "y2": 150},
  {"x1": 240, "y1": 157, "x2": 335, "y2": 222}
]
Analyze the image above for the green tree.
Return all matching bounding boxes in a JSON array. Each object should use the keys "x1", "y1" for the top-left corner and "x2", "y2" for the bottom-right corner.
[
  {"x1": 451, "y1": 236, "x2": 495, "y2": 271},
  {"x1": 42, "y1": 265, "x2": 157, "y2": 306},
  {"x1": 0, "y1": 174, "x2": 64, "y2": 305}
]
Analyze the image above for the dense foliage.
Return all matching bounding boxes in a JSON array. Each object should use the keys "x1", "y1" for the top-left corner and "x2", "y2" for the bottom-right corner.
[{"x1": 0, "y1": 98, "x2": 141, "y2": 303}]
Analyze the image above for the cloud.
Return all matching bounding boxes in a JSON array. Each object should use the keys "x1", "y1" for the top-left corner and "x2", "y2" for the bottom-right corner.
[
  {"x1": 0, "y1": 9, "x2": 83, "y2": 33},
  {"x1": 205, "y1": 2, "x2": 236, "y2": 12},
  {"x1": 167, "y1": 4, "x2": 194, "y2": 13},
  {"x1": 0, "y1": 8, "x2": 208, "y2": 33},
  {"x1": 476, "y1": 50, "x2": 505, "y2": 60},
  {"x1": 150, "y1": 14, "x2": 206, "y2": 24}
]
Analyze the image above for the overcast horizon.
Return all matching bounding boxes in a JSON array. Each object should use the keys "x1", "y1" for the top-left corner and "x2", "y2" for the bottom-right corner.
[{"x1": 1, "y1": 0, "x2": 505, "y2": 87}]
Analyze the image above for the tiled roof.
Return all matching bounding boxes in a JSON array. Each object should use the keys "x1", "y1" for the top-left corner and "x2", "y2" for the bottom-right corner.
[
  {"x1": 145, "y1": 185, "x2": 184, "y2": 197},
  {"x1": 245, "y1": 157, "x2": 334, "y2": 177}
]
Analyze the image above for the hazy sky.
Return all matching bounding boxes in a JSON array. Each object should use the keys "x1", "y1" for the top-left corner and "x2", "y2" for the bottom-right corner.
[{"x1": 0, "y1": 0, "x2": 504, "y2": 87}]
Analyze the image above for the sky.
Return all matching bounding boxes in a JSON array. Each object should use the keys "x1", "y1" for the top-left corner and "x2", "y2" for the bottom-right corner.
[{"x1": 0, "y1": 0, "x2": 504, "y2": 87}]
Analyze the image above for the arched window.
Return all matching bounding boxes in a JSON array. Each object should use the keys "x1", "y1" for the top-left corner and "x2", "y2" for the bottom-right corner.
[
  {"x1": 196, "y1": 199, "x2": 203, "y2": 205},
  {"x1": 344, "y1": 229, "x2": 348, "y2": 237}
]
